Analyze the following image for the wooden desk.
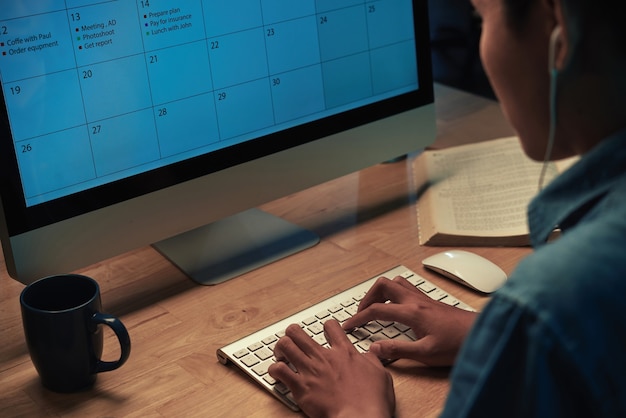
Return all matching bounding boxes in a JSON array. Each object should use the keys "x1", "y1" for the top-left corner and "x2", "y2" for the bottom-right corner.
[{"x1": 0, "y1": 85, "x2": 527, "y2": 417}]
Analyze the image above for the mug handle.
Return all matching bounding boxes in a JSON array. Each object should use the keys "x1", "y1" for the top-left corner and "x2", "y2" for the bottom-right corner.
[{"x1": 91, "y1": 313, "x2": 131, "y2": 373}]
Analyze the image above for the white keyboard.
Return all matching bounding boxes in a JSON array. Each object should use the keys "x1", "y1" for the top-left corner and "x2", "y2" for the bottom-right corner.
[{"x1": 217, "y1": 265, "x2": 474, "y2": 411}]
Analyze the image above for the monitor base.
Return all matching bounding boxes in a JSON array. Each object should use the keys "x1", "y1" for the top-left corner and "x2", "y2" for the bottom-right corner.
[{"x1": 152, "y1": 209, "x2": 320, "y2": 285}]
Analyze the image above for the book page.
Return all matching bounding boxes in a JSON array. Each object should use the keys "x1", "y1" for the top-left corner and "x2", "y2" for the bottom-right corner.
[{"x1": 422, "y1": 136, "x2": 560, "y2": 238}]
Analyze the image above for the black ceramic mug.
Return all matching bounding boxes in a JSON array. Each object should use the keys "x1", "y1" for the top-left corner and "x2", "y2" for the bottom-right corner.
[{"x1": 20, "y1": 274, "x2": 131, "y2": 392}]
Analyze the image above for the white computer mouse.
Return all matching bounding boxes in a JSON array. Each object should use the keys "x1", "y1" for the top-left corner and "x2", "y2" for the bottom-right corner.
[{"x1": 422, "y1": 250, "x2": 508, "y2": 293}]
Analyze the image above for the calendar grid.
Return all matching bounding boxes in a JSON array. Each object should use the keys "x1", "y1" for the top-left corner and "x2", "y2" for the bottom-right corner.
[{"x1": 0, "y1": 0, "x2": 418, "y2": 206}]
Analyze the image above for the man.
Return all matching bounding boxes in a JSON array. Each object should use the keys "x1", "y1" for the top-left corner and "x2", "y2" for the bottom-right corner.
[{"x1": 268, "y1": 0, "x2": 626, "y2": 416}]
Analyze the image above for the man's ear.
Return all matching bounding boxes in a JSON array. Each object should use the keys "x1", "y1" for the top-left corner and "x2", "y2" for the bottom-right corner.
[{"x1": 551, "y1": 0, "x2": 569, "y2": 71}]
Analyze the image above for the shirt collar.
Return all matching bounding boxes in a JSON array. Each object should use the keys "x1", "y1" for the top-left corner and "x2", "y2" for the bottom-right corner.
[{"x1": 528, "y1": 130, "x2": 626, "y2": 247}]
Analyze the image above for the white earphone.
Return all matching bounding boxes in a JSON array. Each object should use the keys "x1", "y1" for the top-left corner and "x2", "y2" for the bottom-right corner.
[
  {"x1": 539, "y1": 26, "x2": 563, "y2": 191},
  {"x1": 548, "y1": 26, "x2": 563, "y2": 74}
]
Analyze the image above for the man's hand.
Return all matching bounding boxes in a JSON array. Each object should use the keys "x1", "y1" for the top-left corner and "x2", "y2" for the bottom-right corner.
[
  {"x1": 343, "y1": 276, "x2": 477, "y2": 366},
  {"x1": 268, "y1": 320, "x2": 395, "y2": 418}
]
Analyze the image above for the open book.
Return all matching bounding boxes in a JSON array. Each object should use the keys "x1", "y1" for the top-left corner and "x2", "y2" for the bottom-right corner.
[{"x1": 414, "y1": 136, "x2": 577, "y2": 246}]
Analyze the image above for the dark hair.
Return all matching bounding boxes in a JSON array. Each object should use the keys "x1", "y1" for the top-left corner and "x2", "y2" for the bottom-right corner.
[
  {"x1": 502, "y1": 0, "x2": 626, "y2": 45},
  {"x1": 501, "y1": 0, "x2": 535, "y2": 33}
]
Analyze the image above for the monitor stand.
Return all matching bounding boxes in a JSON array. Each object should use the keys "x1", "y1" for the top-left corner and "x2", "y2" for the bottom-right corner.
[{"x1": 152, "y1": 208, "x2": 320, "y2": 285}]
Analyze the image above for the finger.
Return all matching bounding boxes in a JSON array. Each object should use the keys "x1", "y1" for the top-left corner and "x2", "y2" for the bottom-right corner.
[
  {"x1": 272, "y1": 338, "x2": 287, "y2": 362},
  {"x1": 284, "y1": 323, "x2": 324, "y2": 358},
  {"x1": 355, "y1": 277, "x2": 395, "y2": 313},
  {"x1": 268, "y1": 361, "x2": 299, "y2": 388},
  {"x1": 343, "y1": 302, "x2": 423, "y2": 333},
  {"x1": 369, "y1": 339, "x2": 421, "y2": 361},
  {"x1": 323, "y1": 319, "x2": 356, "y2": 351},
  {"x1": 273, "y1": 332, "x2": 313, "y2": 371},
  {"x1": 391, "y1": 275, "x2": 424, "y2": 294},
  {"x1": 357, "y1": 277, "x2": 422, "y2": 314}
]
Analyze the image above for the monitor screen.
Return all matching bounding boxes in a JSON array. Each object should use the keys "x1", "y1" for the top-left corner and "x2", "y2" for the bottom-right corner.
[{"x1": 0, "y1": 0, "x2": 435, "y2": 285}]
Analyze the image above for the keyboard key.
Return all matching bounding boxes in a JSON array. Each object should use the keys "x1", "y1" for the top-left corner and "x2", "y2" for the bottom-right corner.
[
  {"x1": 313, "y1": 333, "x2": 327, "y2": 346},
  {"x1": 328, "y1": 305, "x2": 343, "y2": 313},
  {"x1": 357, "y1": 340, "x2": 372, "y2": 351},
  {"x1": 252, "y1": 360, "x2": 272, "y2": 377},
  {"x1": 233, "y1": 349, "x2": 249, "y2": 359},
  {"x1": 429, "y1": 288, "x2": 448, "y2": 301},
  {"x1": 394, "y1": 323, "x2": 411, "y2": 332},
  {"x1": 255, "y1": 347, "x2": 273, "y2": 361},
  {"x1": 264, "y1": 375, "x2": 277, "y2": 385},
  {"x1": 302, "y1": 316, "x2": 318, "y2": 326},
  {"x1": 307, "y1": 322, "x2": 324, "y2": 335},
  {"x1": 364, "y1": 322, "x2": 383, "y2": 334},
  {"x1": 262, "y1": 335, "x2": 278, "y2": 345},
  {"x1": 332, "y1": 311, "x2": 351, "y2": 323},
  {"x1": 406, "y1": 275, "x2": 425, "y2": 286},
  {"x1": 382, "y1": 327, "x2": 401, "y2": 339},
  {"x1": 394, "y1": 333, "x2": 414, "y2": 342},
  {"x1": 315, "y1": 310, "x2": 331, "y2": 320},
  {"x1": 247, "y1": 342, "x2": 264, "y2": 352},
  {"x1": 418, "y1": 282, "x2": 436, "y2": 293},
  {"x1": 241, "y1": 354, "x2": 260, "y2": 367},
  {"x1": 441, "y1": 296, "x2": 459, "y2": 306},
  {"x1": 369, "y1": 333, "x2": 388, "y2": 343},
  {"x1": 351, "y1": 328, "x2": 370, "y2": 340},
  {"x1": 345, "y1": 305, "x2": 358, "y2": 316},
  {"x1": 353, "y1": 291, "x2": 367, "y2": 301}
]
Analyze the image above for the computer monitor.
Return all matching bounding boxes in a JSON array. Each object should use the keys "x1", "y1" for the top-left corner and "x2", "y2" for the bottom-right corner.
[{"x1": 0, "y1": 1, "x2": 435, "y2": 285}]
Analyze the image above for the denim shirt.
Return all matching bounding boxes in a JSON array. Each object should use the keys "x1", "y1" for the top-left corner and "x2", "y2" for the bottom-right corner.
[{"x1": 441, "y1": 132, "x2": 626, "y2": 417}]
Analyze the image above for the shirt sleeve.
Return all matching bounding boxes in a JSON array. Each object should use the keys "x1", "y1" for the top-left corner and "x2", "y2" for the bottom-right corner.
[{"x1": 440, "y1": 294, "x2": 593, "y2": 418}]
